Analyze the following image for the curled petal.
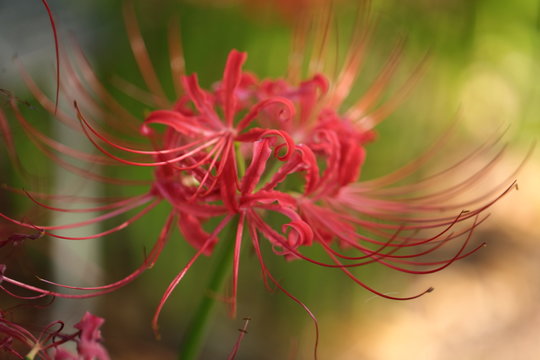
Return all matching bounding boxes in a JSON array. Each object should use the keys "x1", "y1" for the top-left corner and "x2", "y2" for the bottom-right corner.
[
  {"x1": 241, "y1": 190, "x2": 297, "y2": 209},
  {"x1": 237, "y1": 128, "x2": 295, "y2": 161},
  {"x1": 237, "y1": 97, "x2": 296, "y2": 132},
  {"x1": 282, "y1": 220, "x2": 314, "y2": 248}
]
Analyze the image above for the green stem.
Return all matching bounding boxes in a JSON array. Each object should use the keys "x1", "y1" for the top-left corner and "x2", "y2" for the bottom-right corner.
[{"x1": 179, "y1": 216, "x2": 239, "y2": 360}]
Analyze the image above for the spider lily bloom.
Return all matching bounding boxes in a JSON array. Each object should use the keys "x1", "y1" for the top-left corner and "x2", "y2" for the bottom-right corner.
[
  {"x1": 150, "y1": 136, "x2": 315, "y2": 328},
  {"x1": 0, "y1": 43, "x2": 291, "y2": 334},
  {"x1": 224, "y1": 4, "x2": 522, "y2": 303},
  {"x1": 251, "y1": 58, "x2": 519, "y2": 302},
  {"x1": 240, "y1": 74, "x2": 517, "y2": 301},
  {"x1": 129, "y1": 49, "x2": 295, "y2": 210},
  {"x1": 0, "y1": 2, "x2": 520, "y2": 352},
  {"x1": 0, "y1": 309, "x2": 109, "y2": 360}
]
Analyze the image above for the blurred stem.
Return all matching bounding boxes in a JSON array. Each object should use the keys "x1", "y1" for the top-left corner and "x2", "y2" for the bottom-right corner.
[{"x1": 179, "y1": 216, "x2": 239, "y2": 360}]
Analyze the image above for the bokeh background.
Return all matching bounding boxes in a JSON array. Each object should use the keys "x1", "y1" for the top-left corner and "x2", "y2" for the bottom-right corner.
[{"x1": 1, "y1": 0, "x2": 539, "y2": 359}]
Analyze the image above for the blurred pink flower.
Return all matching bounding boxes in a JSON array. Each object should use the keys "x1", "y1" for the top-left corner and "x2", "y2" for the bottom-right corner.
[
  {"x1": 0, "y1": 310, "x2": 108, "y2": 360},
  {"x1": 71, "y1": 312, "x2": 109, "y2": 360}
]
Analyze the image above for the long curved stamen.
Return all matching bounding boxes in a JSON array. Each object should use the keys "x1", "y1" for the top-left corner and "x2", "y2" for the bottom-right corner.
[
  {"x1": 248, "y1": 220, "x2": 319, "y2": 360},
  {"x1": 36, "y1": 213, "x2": 175, "y2": 294},
  {"x1": 40, "y1": 0, "x2": 60, "y2": 113},
  {"x1": 24, "y1": 190, "x2": 153, "y2": 214},
  {"x1": 168, "y1": 17, "x2": 185, "y2": 97},
  {"x1": 346, "y1": 37, "x2": 406, "y2": 121},
  {"x1": 152, "y1": 215, "x2": 233, "y2": 336},
  {"x1": 0, "y1": 195, "x2": 155, "y2": 232},
  {"x1": 123, "y1": 1, "x2": 169, "y2": 108},
  {"x1": 77, "y1": 102, "x2": 223, "y2": 167},
  {"x1": 230, "y1": 212, "x2": 246, "y2": 317}
]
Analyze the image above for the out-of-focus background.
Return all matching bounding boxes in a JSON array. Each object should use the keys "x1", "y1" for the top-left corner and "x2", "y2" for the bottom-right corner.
[{"x1": 1, "y1": 0, "x2": 539, "y2": 359}]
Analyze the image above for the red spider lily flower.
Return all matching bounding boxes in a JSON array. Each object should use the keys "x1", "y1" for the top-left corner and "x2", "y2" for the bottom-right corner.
[
  {"x1": 0, "y1": 44, "x2": 294, "y2": 332},
  {"x1": 0, "y1": 2, "x2": 521, "y2": 354},
  {"x1": 0, "y1": 309, "x2": 109, "y2": 360}
]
